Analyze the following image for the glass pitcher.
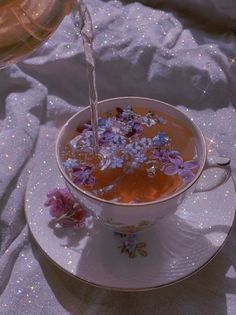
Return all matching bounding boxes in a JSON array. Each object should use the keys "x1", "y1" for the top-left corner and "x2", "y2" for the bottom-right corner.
[{"x1": 0, "y1": 0, "x2": 75, "y2": 68}]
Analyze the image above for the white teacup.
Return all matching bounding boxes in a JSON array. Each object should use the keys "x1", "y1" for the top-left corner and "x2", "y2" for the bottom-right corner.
[{"x1": 56, "y1": 97, "x2": 230, "y2": 233}]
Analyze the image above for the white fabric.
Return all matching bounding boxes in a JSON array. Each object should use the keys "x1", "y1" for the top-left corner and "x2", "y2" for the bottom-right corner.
[{"x1": 0, "y1": 0, "x2": 236, "y2": 314}]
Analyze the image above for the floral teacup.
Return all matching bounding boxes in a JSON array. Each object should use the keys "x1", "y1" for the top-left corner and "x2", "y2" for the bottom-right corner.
[{"x1": 56, "y1": 97, "x2": 230, "y2": 233}]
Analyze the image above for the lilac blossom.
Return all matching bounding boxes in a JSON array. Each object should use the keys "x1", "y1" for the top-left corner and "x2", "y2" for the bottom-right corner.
[
  {"x1": 99, "y1": 130, "x2": 115, "y2": 145},
  {"x1": 45, "y1": 188, "x2": 88, "y2": 228},
  {"x1": 110, "y1": 157, "x2": 124, "y2": 168},
  {"x1": 45, "y1": 188, "x2": 73, "y2": 218},
  {"x1": 72, "y1": 165, "x2": 96, "y2": 187},
  {"x1": 167, "y1": 150, "x2": 182, "y2": 164},
  {"x1": 134, "y1": 152, "x2": 147, "y2": 164},
  {"x1": 124, "y1": 143, "x2": 137, "y2": 155},
  {"x1": 142, "y1": 116, "x2": 155, "y2": 127},
  {"x1": 98, "y1": 117, "x2": 113, "y2": 129},
  {"x1": 98, "y1": 118, "x2": 107, "y2": 127},
  {"x1": 142, "y1": 113, "x2": 156, "y2": 127},
  {"x1": 116, "y1": 106, "x2": 135, "y2": 121},
  {"x1": 124, "y1": 120, "x2": 144, "y2": 137},
  {"x1": 133, "y1": 122, "x2": 144, "y2": 134},
  {"x1": 152, "y1": 150, "x2": 169, "y2": 163},
  {"x1": 64, "y1": 159, "x2": 80, "y2": 172},
  {"x1": 139, "y1": 137, "x2": 152, "y2": 148},
  {"x1": 153, "y1": 132, "x2": 169, "y2": 146},
  {"x1": 112, "y1": 134, "x2": 126, "y2": 145},
  {"x1": 162, "y1": 159, "x2": 199, "y2": 183}
]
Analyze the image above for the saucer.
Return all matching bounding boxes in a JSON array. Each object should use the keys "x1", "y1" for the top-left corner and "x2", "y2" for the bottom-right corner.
[{"x1": 25, "y1": 146, "x2": 236, "y2": 291}]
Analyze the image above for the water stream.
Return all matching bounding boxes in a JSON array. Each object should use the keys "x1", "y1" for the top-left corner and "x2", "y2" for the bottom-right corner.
[{"x1": 72, "y1": 0, "x2": 99, "y2": 153}]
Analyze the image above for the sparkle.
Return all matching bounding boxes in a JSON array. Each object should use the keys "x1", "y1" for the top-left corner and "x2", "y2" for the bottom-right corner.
[
  {"x1": 206, "y1": 136, "x2": 218, "y2": 153},
  {"x1": 16, "y1": 289, "x2": 23, "y2": 295},
  {"x1": 229, "y1": 55, "x2": 236, "y2": 64},
  {"x1": 196, "y1": 80, "x2": 211, "y2": 98}
]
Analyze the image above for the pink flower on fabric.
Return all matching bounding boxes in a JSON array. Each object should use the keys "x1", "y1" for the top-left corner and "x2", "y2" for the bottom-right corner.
[
  {"x1": 162, "y1": 158, "x2": 199, "y2": 183},
  {"x1": 45, "y1": 188, "x2": 88, "y2": 228},
  {"x1": 45, "y1": 188, "x2": 73, "y2": 218}
]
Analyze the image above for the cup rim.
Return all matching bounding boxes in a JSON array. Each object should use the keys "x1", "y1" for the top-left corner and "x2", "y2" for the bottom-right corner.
[{"x1": 56, "y1": 96, "x2": 207, "y2": 207}]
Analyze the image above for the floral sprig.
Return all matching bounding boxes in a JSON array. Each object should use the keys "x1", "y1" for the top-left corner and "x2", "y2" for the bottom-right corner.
[
  {"x1": 45, "y1": 188, "x2": 89, "y2": 228},
  {"x1": 116, "y1": 233, "x2": 148, "y2": 258}
]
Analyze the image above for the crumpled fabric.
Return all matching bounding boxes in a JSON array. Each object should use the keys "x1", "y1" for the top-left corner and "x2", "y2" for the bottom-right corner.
[{"x1": 0, "y1": 0, "x2": 236, "y2": 314}]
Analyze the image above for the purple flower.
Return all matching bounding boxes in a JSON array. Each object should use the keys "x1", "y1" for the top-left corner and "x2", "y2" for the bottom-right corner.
[
  {"x1": 162, "y1": 159, "x2": 199, "y2": 183},
  {"x1": 64, "y1": 159, "x2": 80, "y2": 172},
  {"x1": 153, "y1": 132, "x2": 169, "y2": 146},
  {"x1": 124, "y1": 143, "x2": 137, "y2": 155},
  {"x1": 134, "y1": 152, "x2": 147, "y2": 164},
  {"x1": 116, "y1": 106, "x2": 135, "y2": 122},
  {"x1": 139, "y1": 137, "x2": 152, "y2": 148},
  {"x1": 45, "y1": 188, "x2": 73, "y2": 218},
  {"x1": 167, "y1": 150, "x2": 182, "y2": 164},
  {"x1": 152, "y1": 150, "x2": 169, "y2": 163},
  {"x1": 99, "y1": 130, "x2": 114, "y2": 144},
  {"x1": 45, "y1": 188, "x2": 88, "y2": 228},
  {"x1": 133, "y1": 122, "x2": 144, "y2": 134},
  {"x1": 112, "y1": 134, "x2": 126, "y2": 145},
  {"x1": 110, "y1": 157, "x2": 124, "y2": 168},
  {"x1": 98, "y1": 118, "x2": 107, "y2": 127},
  {"x1": 98, "y1": 117, "x2": 113, "y2": 129},
  {"x1": 72, "y1": 165, "x2": 96, "y2": 187},
  {"x1": 142, "y1": 115, "x2": 156, "y2": 127},
  {"x1": 64, "y1": 160, "x2": 95, "y2": 187},
  {"x1": 125, "y1": 121, "x2": 144, "y2": 137}
]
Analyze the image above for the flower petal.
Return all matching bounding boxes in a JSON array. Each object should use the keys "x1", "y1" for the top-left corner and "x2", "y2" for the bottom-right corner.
[
  {"x1": 49, "y1": 205, "x2": 64, "y2": 218},
  {"x1": 73, "y1": 176, "x2": 84, "y2": 185},
  {"x1": 183, "y1": 160, "x2": 199, "y2": 170},
  {"x1": 162, "y1": 164, "x2": 178, "y2": 176},
  {"x1": 169, "y1": 156, "x2": 183, "y2": 166},
  {"x1": 179, "y1": 169, "x2": 195, "y2": 183},
  {"x1": 84, "y1": 176, "x2": 96, "y2": 187}
]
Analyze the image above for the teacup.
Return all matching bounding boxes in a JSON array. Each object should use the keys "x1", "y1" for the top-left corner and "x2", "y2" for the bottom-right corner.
[{"x1": 56, "y1": 97, "x2": 230, "y2": 233}]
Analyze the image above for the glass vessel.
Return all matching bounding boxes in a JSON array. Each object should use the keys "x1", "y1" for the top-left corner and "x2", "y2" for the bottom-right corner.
[{"x1": 0, "y1": 0, "x2": 73, "y2": 68}]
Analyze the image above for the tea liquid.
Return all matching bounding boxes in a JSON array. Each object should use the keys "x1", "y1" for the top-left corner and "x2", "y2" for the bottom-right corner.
[{"x1": 62, "y1": 106, "x2": 199, "y2": 203}]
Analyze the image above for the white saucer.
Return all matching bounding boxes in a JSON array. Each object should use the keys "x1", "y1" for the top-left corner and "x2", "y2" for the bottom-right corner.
[{"x1": 25, "y1": 147, "x2": 236, "y2": 291}]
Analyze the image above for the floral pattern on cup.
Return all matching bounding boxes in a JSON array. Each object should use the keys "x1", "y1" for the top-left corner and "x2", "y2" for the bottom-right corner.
[{"x1": 116, "y1": 233, "x2": 148, "y2": 258}]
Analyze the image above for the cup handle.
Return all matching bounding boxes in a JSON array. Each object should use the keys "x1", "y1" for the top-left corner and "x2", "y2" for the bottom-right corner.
[{"x1": 194, "y1": 156, "x2": 231, "y2": 193}]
